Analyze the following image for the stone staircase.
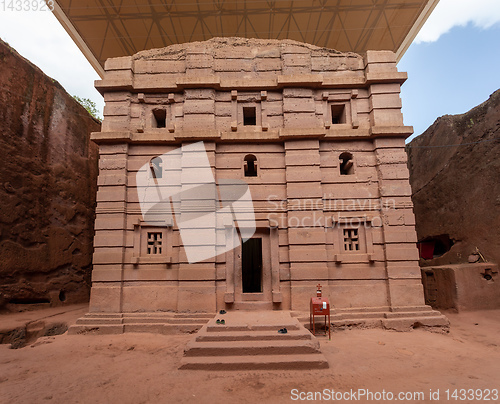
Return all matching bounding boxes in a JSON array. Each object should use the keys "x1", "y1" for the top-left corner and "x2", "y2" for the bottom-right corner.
[
  {"x1": 68, "y1": 312, "x2": 213, "y2": 335},
  {"x1": 179, "y1": 311, "x2": 329, "y2": 370},
  {"x1": 293, "y1": 305, "x2": 449, "y2": 331}
]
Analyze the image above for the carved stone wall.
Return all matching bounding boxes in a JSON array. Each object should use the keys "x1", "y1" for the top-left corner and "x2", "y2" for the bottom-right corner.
[{"x1": 88, "y1": 38, "x2": 428, "y2": 315}]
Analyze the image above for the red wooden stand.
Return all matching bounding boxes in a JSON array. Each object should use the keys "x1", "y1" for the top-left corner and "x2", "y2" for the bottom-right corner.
[{"x1": 310, "y1": 296, "x2": 331, "y2": 340}]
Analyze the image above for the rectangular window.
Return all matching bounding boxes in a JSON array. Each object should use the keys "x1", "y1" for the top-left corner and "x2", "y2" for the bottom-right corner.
[
  {"x1": 153, "y1": 109, "x2": 166, "y2": 128},
  {"x1": 331, "y1": 104, "x2": 345, "y2": 124},
  {"x1": 243, "y1": 106, "x2": 257, "y2": 126},
  {"x1": 343, "y1": 228, "x2": 359, "y2": 251},
  {"x1": 147, "y1": 232, "x2": 163, "y2": 254}
]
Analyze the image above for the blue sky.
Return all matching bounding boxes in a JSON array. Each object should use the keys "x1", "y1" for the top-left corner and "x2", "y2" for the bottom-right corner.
[
  {"x1": 400, "y1": 23, "x2": 500, "y2": 140},
  {"x1": 0, "y1": 0, "x2": 499, "y2": 141}
]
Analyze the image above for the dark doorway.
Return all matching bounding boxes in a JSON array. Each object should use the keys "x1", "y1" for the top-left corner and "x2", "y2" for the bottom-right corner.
[{"x1": 242, "y1": 238, "x2": 263, "y2": 293}]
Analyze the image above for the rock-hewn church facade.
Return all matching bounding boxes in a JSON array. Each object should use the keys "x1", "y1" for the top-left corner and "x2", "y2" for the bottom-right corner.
[{"x1": 77, "y1": 38, "x2": 447, "y2": 331}]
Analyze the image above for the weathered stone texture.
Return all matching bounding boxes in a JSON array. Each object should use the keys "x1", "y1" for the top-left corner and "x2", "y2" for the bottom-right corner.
[
  {"x1": 79, "y1": 37, "x2": 448, "y2": 330},
  {"x1": 0, "y1": 38, "x2": 100, "y2": 310},
  {"x1": 407, "y1": 89, "x2": 500, "y2": 267}
]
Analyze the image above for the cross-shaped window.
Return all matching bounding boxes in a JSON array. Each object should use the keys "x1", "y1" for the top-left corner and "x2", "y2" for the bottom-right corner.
[
  {"x1": 343, "y1": 228, "x2": 360, "y2": 251},
  {"x1": 147, "y1": 232, "x2": 163, "y2": 254}
]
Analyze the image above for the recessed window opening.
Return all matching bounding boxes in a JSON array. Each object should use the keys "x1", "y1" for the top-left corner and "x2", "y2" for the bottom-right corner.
[
  {"x1": 147, "y1": 232, "x2": 162, "y2": 254},
  {"x1": 243, "y1": 106, "x2": 257, "y2": 126},
  {"x1": 339, "y1": 152, "x2": 354, "y2": 175},
  {"x1": 153, "y1": 109, "x2": 166, "y2": 128},
  {"x1": 244, "y1": 154, "x2": 257, "y2": 177},
  {"x1": 150, "y1": 157, "x2": 163, "y2": 179},
  {"x1": 343, "y1": 228, "x2": 360, "y2": 251},
  {"x1": 331, "y1": 104, "x2": 345, "y2": 124}
]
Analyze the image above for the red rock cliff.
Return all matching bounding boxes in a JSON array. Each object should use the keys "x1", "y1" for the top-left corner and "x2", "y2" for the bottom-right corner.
[
  {"x1": 407, "y1": 89, "x2": 500, "y2": 266},
  {"x1": 0, "y1": 38, "x2": 100, "y2": 310}
]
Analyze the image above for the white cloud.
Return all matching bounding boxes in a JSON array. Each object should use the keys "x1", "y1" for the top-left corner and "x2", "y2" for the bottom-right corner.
[
  {"x1": 416, "y1": 0, "x2": 500, "y2": 43},
  {"x1": 0, "y1": 11, "x2": 104, "y2": 116}
]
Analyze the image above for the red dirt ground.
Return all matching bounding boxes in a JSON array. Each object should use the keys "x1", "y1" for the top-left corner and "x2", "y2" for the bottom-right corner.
[{"x1": 0, "y1": 308, "x2": 499, "y2": 404}]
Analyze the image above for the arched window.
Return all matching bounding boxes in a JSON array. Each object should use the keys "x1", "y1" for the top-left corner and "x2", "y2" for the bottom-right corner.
[
  {"x1": 244, "y1": 154, "x2": 257, "y2": 177},
  {"x1": 339, "y1": 152, "x2": 354, "y2": 175},
  {"x1": 150, "y1": 156, "x2": 163, "y2": 179}
]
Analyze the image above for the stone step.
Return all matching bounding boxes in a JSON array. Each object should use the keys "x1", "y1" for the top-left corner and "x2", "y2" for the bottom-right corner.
[
  {"x1": 68, "y1": 324, "x2": 125, "y2": 335},
  {"x1": 384, "y1": 310, "x2": 441, "y2": 319},
  {"x1": 123, "y1": 323, "x2": 204, "y2": 334},
  {"x1": 179, "y1": 354, "x2": 329, "y2": 370},
  {"x1": 231, "y1": 302, "x2": 274, "y2": 310},
  {"x1": 76, "y1": 318, "x2": 123, "y2": 325},
  {"x1": 195, "y1": 329, "x2": 312, "y2": 342},
  {"x1": 123, "y1": 312, "x2": 213, "y2": 319},
  {"x1": 390, "y1": 306, "x2": 432, "y2": 313},
  {"x1": 333, "y1": 312, "x2": 385, "y2": 321},
  {"x1": 330, "y1": 318, "x2": 383, "y2": 328},
  {"x1": 206, "y1": 323, "x2": 300, "y2": 332},
  {"x1": 184, "y1": 339, "x2": 321, "y2": 357},
  {"x1": 173, "y1": 313, "x2": 215, "y2": 319},
  {"x1": 81, "y1": 313, "x2": 122, "y2": 319},
  {"x1": 122, "y1": 317, "x2": 208, "y2": 325},
  {"x1": 382, "y1": 315, "x2": 450, "y2": 331}
]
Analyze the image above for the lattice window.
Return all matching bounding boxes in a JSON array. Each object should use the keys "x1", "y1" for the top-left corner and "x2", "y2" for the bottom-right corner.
[
  {"x1": 343, "y1": 228, "x2": 360, "y2": 251},
  {"x1": 147, "y1": 232, "x2": 163, "y2": 254}
]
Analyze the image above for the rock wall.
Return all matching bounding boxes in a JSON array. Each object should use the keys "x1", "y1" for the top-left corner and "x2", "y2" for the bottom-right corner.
[
  {"x1": 0, "y1": 38, "x2": 100, "y2": 310},
  {"x1": 407, "y1": 89, "x2": 500, "y2": 267}
]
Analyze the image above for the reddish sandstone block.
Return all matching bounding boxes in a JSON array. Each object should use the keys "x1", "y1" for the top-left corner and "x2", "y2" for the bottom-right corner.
[
  {"x1": 383, "y1": 227, "x2": 418, "y2": 244},
  {"x1": 182, "y1": 114, "x2": 215, "y2": 130},
  {"x1": 386, "y1": 279, "x2": 425, "y2": 307},
  {"x1": 214, "y1": 59, "x2": 253, "y2": 72},
  {"x1": 105, "y1": 56, "x2": 133, "y2": 71},
  {"x1": 375, "y1": 149, "x2": 408, "y2": 165},
  {"x1": 186, "y1": 54, "x2": 214, "y2": 69},
  {"x1": 283, "y1": 54, "x2": 311, "y2": 67},
  {"x1": 184, "y1": 89, "x2": 216, "y2": 100},
  {"x1": 285, "y1": 149, "x2": 320, "y2": 166},
  {"x1": 104, "y1": 92, "x2": 131, "y2": 102},
  {"x1": 283, "y1": 88, "x2": 313, "y2": 98},
  {"x1": 288, "y1": 228, "x2": 327, "y2": 245},
  {"x1": 134, "y1": 59, "x2": 186, "y2": 74},
  {"x1": 364, "y1": 50, "x2": 397, "y2": 64},
  {"x1": 286, "y1": 182, "x2": 323, "y2": 198},
  {"x1": 89, "y1": 284, "x2": 122, "y2": 313},
  {"x1": 385, "y1": 244, "x2": 419, "y2": 262},
  {"x1": 94, "y1": 213, "x2": 127, "y2": 230},
  {"x1": 283, "y1": 98, "x2": 316, "y2": 113},
  {"x1": 183, "y1": 99, "x2": 215, "y2": 114},
  {"x1": 379, "y1": 181, "x2": 412, "y2": 197},
  {"x1": 365, "y1": 63, "x2": 398, "y2": 74},
  {"x1": 286, "y1": 166, "x2": 321, "y2": 182},
  {"x1": 103, "y1": 103, "x2": 129, "y2": 117},
  {"x1": 370, "y1": 93, "x2": 402, "y2": 109},
  {"x1": 283, "y1": 113, "x2": 320, "y2": 128},
  {"x1": 255, "y1": 58, "x2": 282, "y2": 72},
  {"x1": 99, "y1": 155, "x2": 127, "y2": 170}
]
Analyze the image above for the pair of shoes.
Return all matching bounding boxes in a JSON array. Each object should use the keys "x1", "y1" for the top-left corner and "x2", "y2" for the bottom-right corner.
[
  {"x1": 278, "y1": 328, "x2": 287, "y2": 334},
  {"x1": 219, "y1": 310, "x2": 226, "y2": 315},
  {"x1": 216, "y1": 319, "x2": 226, "y2": 325}
]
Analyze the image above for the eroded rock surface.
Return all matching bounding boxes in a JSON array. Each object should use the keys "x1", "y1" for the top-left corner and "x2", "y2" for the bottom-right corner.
[
  {"x1": 407, "y1": 89, "x2": 500, "y2": 266},
  {"x1": 0, "y1": 38, "x2": 100, "y2": 310}
]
